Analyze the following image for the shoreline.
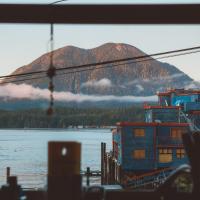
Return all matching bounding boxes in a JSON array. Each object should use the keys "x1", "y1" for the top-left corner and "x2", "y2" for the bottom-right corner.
[{"x1": 0, "y1": 127, "x2": 114, "y2": 131}]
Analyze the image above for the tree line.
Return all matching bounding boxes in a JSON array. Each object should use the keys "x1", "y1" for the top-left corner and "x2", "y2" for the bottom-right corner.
[{"x1": 0, "y1": 106, "x2": 144, "y2": 128}]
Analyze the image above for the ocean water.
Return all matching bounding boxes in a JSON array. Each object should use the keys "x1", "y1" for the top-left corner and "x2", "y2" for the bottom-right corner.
[{"x1": 0, "y1": 129, "x2": 112, "y2": 188}]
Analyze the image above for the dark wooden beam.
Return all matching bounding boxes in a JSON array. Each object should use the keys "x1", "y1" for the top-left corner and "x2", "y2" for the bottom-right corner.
[{"x1": 0, "y1": 4, "x2": 200, "y2": 24}]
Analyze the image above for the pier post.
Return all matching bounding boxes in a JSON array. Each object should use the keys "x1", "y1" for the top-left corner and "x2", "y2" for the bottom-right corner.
[
  {"x1": 6, "y1": 167, "x2": 10, "y2": 184},
  {"x1": 1, "y1": 176, "x2": 22, "y2": 200},
  {"x1": 111, "y1": 157, "x2": 115, "y2": 184},
  {"x1": 109, "y1": 157, "x2": 111, "y2": 184},
  {"x1": 105, "y1": 153, "x2": 109, "y2": 184},
  {"x1": 48, "y1": 142, "x2": 81, "y2": 200},
  {"x1": 86, "y1": 167, "x2": 90, "y2": 187},
  {"x1": 101, "y1": 142, "x2": 106, "y2": 185}
]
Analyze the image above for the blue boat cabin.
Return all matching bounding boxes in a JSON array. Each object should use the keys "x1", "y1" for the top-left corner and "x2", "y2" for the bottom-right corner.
[
  {"x1": 112, "y1": 89, "x2": 200, "y2": 185},
  {"x1": 113, "y1": 122, "x2": 189, "y2": 173}
]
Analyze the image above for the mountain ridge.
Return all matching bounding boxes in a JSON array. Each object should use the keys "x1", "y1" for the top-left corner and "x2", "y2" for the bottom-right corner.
[{"x1": 4, "y1": 43, "x2": 193, "y2": 97}]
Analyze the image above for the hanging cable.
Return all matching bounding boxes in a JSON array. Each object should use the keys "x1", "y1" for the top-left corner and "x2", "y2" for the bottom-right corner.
[
  {"x1": 46, "y1": 23, "x2": 56, "y2": 116},
  {"x1": 1, "y1": 48, "x2": 200, "y2": 85},
  {"x1": 45, "y1": 0, "x2": 69, "y2": 115},
  {"x1": 49, "y1": 0, "x2": 69, "y2": 4},
  {"x1": 0, "y1": 45, "x2": 200, "y2": 81}
]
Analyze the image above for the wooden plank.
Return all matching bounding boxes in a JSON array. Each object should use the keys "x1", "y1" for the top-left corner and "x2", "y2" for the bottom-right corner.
[{"x1": 0, "y1": 4, "x2": 200, "y2": 24}]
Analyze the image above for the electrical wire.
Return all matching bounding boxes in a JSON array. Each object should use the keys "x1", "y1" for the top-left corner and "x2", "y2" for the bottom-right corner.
[
  {"x1": 0, "y1": 45, "x2": 200, "y2": 81},
  {"x1": 49, "y1": 0, "x2": 69, "y2": 5},
  {"x1": 1, "y1": 49, "x2": 200, "y2": 85}
]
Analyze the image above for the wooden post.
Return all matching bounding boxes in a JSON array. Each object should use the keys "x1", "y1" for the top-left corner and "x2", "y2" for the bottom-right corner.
[
  {"x1": 105, "y1": 153, "x2": 108, "y2": 185},
  {"x1": 115, "y1": 161, "x2": 117, "y2": 183},
  {"x1": 192, "y1": 132, "x2": 200, "y2": 196},
  {"x1": 86, "y1": 167, "x2": 90, "y2": 187},
  {"x1": 101, "y1": 143, "x2": 104, "y2": 185},
  {"x1": 108, "y1": 155, "x2": 111, "y2": 184},
  {"x1": 48, "y1": 141, "x2": 81, "y2": 200},
  {"x1": 101, "y1": 142, "x2": 106, "y2": 185},
  {"x1": 6, "y1": 167, "x2": 10, "y2": 184},
  {"x1": 111, "y1": 159, "x2": 116, "y2": 184},
  {"x1": 1, "y1": 176, "x2": 21, "y2": 200},
  {"x1": 182, "y1": 132, "x2": 200, "y2": 198},
  {"x1": 104, "y1": 143, "x2": 106, "y2": 184}
]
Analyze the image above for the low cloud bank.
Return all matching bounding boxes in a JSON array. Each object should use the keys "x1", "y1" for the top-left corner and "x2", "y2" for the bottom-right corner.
[
  {"x1": 135, "y1": 84, "x2": 144, "y2": 92},
  {"x1": 81, "y1": 78, "x2": 112, "y2": 88},
  {"x1": 127, "y1": 73, "x2": 186, "y2": 86},
  {"x1": 0, "y1": 83, "x2": 157, "y2": 103},
  {"x1": 184, "y1": 81, "x2": 200, "y2": 89}
]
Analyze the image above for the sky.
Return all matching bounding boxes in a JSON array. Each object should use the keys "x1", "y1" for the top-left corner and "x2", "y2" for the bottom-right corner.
[{"x1": 0, "y1": 0, "x2": 200, "y2": 82}]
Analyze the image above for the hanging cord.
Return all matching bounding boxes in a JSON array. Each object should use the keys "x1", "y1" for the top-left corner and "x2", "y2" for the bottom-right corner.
[
  {"x1": 46, "y1": 0, "x2": 69, "y2": 115},
  {"x1": 47, "y1": 23, "x2": 56, "y2": 115}
]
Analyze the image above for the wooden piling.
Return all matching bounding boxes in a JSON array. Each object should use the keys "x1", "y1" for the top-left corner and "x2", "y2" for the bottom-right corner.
[
  {"x1": 108, "y1": 155, "x2": 111, "y2": 184},
  {"x1": 48, "y1": 141, "x2": 81, "y2": 200},
  {"x1": 86, "y1": 167, "x2": 90, "y2": 187},
  {"x1": 101, "y1": 142, "x2": 106, "y2": 185},
  {"x1": 111, "y1": 158, "x2": 116, "y2": 184},
  {"x1": 6, "y1": 167, "x2": 10, "y2": 184},
  {"x1": 192, "y1": 132, "x2": 200, "y2": 197},
  {"x1": 105, "y1": 153, "x2": 108, "y2": 184}
]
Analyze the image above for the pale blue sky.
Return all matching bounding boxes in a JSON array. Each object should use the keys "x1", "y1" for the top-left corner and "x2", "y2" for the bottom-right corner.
[{"x1": 0, "y1": 0, "x2": 200, "y2": 81}]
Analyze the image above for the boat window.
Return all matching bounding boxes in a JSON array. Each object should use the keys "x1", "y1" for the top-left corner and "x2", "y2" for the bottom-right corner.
[
  {"x1": 171, "y1": 128, "x2": 187, "y2": 140},
  {"x1": 133, "y1": 129, "x2": 145, "y2": 137},
  {"x1": 159, "y1": 148, "x2": 172, "y2": 163},
  {"x1": 176, "y1": 148, "x2": 185, "y2": 159},
  {"x1": 133, "y1": 149, "x2": 145, "y2": 159}
]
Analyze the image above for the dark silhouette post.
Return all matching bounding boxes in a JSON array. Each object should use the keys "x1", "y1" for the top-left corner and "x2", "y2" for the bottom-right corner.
[
  {"x1": 6, "y1": 167, "x2": 10, "y2": 184},
  {"x1": 86, "y1": 167, "x2": 90, "y2": 187},
  {"x1": 48, "y1": 141, "x2": 81, "y2": 200},
  {"x1": 101, "y1": 142, "x2": 106, "y2": 185}
]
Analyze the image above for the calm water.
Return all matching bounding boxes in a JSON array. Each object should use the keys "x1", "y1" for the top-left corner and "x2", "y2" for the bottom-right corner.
[{"x1": 0, "y1": 129, "x2": 112, "y2": 188}]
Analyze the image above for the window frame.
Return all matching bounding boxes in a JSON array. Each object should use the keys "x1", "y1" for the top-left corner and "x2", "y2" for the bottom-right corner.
[
  {"x1": 159, "y1": 148, "x2": 173, "y2": 163},
  {"x1": 170, "y1": 127, "x2": 187, "y2": 140},
  {"x1": 133, "y1": 128, "x2": 145, "y2": 137},
  {"x1": 176, "y1": 148, "x2": 185, "y2": 159},
  {"x1": 133, "y1": 149, "x2": 146, "y2": 160}
]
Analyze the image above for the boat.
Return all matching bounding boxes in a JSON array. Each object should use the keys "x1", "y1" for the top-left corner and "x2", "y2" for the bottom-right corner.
[{"x1": 103, "y1": 88, "x2": 200, "y2": 188}]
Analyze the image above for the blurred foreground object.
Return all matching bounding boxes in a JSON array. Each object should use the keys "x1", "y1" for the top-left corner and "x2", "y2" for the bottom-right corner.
[{"x1": 48, "y1": 141, "x2": 81, "y2": 200}]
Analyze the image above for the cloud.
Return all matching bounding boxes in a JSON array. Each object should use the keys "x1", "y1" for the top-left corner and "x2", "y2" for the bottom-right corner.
[
  {"x1": 127, "y1": 79, "x2": 145, "y2": 86},
  {"x1": 0, "y1": 83, "x2": 49, "y2": 100},
  {"x1": 81, "y1": 78, "x2": 112, "y2": 88},
  {"x1": 127, "y1": 73, "x2": 185, "y2": 86},
  {"x1": 184, "y1": 81, "x2": 200, "y2": 89},
  {"x1": 135, "y1": 84, "x2": 144, "y2": 92},
  {"x1": 161, "y1": 73, "x2": 185, "y2": 80},
  {"x1": 0, "y1": 83, "x2": 157, "y2": 103}
]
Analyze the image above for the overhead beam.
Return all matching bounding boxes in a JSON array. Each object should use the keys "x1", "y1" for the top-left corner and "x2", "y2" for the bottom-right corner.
[{"x1": 0, "y1": 4, "x2": 200, "y2": 24}]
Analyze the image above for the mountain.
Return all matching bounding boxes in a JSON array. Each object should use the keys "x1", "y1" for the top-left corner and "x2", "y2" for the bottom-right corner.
[{"x1": 4, "y1": 43, "x2": 193, "y2": 97}]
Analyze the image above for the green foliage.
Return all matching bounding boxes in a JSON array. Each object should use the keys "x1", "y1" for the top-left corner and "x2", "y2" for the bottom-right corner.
[{"x1": 0, "y1": 106, "x2": 144, "y2": 128}]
